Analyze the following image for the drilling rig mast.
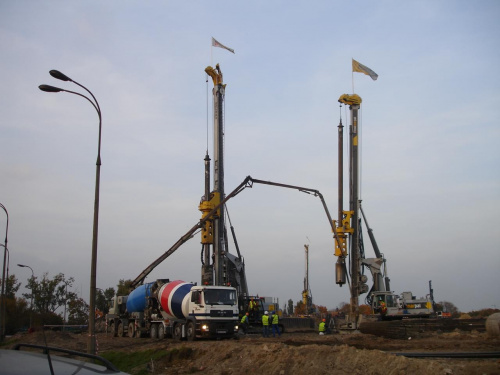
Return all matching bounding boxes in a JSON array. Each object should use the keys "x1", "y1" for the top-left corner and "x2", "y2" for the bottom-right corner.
[
  {"x1": 200, "y1": 64, "x2": 248, "y2": 298},
  {"x1": 302, "y1": 244, "x2": 313, "y2": 314},
  {"x1": 334, "y1": 93, "x2": 366, "y2": 329}
]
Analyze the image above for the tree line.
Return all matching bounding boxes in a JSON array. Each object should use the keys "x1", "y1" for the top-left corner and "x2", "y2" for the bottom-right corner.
[{"x1": 0, "y1": 273, "x2": 131, "y2": 335}]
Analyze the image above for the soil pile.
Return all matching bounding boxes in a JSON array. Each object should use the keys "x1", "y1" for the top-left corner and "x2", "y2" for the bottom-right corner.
[{"x1": 5, "y1": 330, "x2": 500, "y2": 375}]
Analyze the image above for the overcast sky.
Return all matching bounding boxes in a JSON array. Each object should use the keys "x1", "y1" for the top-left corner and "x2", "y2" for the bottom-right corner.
[{"x1": 1, "y1": 1, "x2": 499, "y2": 313}]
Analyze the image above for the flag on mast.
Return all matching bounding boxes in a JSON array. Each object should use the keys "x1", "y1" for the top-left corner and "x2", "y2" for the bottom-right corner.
[
  {"x1": 212, "y1": 37, "x2": 235, "y2": 54},
  {"x1": 352, "y1": 59, "x2": 378, "y2": 81}
]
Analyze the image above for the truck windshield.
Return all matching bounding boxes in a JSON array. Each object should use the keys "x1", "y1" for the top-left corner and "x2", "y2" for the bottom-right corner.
[{"x1": 204, "y1": 289, "x2": 237, "y2": 305}]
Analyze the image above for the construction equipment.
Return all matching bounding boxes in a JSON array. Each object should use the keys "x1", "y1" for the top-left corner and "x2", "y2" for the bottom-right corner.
[
  {"x1": 201, "y1": 64, "x2": 342, "y2": 325},
  {"x1": 334, "y1": 94, "x2": 434, "y2": 328},
  {"x1": 302, "y1": 244, "x2": 313, "y2": 314},
  {"x1": 105, "y1": 279, "x2": 238, "y2": 340}
]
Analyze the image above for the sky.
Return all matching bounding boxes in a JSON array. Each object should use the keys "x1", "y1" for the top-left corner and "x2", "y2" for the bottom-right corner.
[{"x1": 1, "y1": 1, "x2": 499, "y2": 314}]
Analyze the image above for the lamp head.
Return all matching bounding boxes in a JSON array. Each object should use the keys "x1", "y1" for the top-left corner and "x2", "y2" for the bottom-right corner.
[
  {"x1": 49, "y1": 70, "x2": 72, "y2": 82},
  {"x1": 39, "y1": 84, "x2": 63, "y2": 93}
]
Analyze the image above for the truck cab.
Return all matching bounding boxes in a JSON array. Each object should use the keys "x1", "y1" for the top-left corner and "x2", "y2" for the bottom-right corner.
[{"x1": 187, "y1": 286, "x2": 239, "y2": 339}]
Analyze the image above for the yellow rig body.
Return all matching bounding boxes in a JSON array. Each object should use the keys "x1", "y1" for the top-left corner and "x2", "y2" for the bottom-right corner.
[
  {"x1": 333, "y1": 210, "x2": 354, "y2": 257},
  {"x1": 198, "y1": 192, "x2": 220, "y2": 245}
]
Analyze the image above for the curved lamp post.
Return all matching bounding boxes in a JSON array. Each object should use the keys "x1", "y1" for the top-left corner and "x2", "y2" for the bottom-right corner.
[
  {"x1": 39, "y1": 71, "x2": 102, "y2": 355},
  {"x1": 17, "y1": 264, "x2": 34, "y2": 330},
  {"x1": 0, "y1": 203, "x2": 8, "y2": 342}
]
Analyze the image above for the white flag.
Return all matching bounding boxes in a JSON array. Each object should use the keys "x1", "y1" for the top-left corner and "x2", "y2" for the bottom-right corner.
[{"x1": 212, "y1": 37, "x2": 235, "y2": 54}]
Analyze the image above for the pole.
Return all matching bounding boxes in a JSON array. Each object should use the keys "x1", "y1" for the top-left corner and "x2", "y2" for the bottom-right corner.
[
  {"x1": 39, "y1": 71, "x2": 102, "y2": 355},
  {"x1": 0, "y1": 203, "x2": 9, "y2": 342}
]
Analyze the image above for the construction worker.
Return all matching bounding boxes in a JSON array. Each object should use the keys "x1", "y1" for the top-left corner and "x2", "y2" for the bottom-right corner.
[
  {"x1": 379, "y1": 301, "x2": 387, "y2": 320},
  {"x1": 262, "y1": 311, "x2": 270, "y2": 338},
  {"x1": 240, "y1": 312, "x2": 249, "y2": 334},
  {"x1": 271, "y1": 311, "x2": 281, "y2": 337},
  {"x1": 319, "y1": 319, "x2": 326, "y2": 335},
  {"x1": 249, "y1": 297, "x2": 257, "y2": 311}
]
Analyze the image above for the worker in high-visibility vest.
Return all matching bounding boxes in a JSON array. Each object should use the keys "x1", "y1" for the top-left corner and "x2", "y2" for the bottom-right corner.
[
  {"x1": 271, "y1": 311, "x2": 281, "y2": 337},
  {"x1": 319, "y1": 319, "x2": 326, "y2": 335},
  {"x1": 249, "y1": 298, "x2": 257, "y2": 311},
  {"x1": 262, "y1": 311, "x2": 270, "y2": 338},
  {"x1": 380, "y1": 301, "x2": 388, "y2": 320},
  {"x1": 240, "y1": 312, "x2": 249, "y2": 334}
]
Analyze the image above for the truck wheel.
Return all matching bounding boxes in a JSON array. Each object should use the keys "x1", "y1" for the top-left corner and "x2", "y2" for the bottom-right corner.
[
  {"x1": 128, "y1": 322, "x2": 135, "y2": 338},
  {"x1": 117, "y1": 322, "x2": 124, "y2": 337},
  {"x1": 150, "y1": 323, "x2": 158, "y2": 339},
  {"x1": 186, "y1": 321, "x2": 196, "y2": 341},
  {"x1": 173, "y1": 323, "x2": 182, "y2": 341},
  {"x1": 109, "y1": 322, "x2": 117, "y2": 337},
  {"x1": 158, "y1": 325, "x2": 165, "y2": 340}
]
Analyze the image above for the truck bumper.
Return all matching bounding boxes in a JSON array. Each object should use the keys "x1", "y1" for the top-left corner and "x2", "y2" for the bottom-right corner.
[{"x1": 198, "y1": 321, "x2": 238, "y2": 338}]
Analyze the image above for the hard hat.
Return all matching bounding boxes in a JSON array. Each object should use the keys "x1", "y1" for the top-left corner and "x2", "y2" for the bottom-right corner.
[
  {"x1": 322, "y1": 319, "x2": 326, "y2": 322},
  {"x1": 264, "y1": 311, "x2": 268, "y2": 315}
]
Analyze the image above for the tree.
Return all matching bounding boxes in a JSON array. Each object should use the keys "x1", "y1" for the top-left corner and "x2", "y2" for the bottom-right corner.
[
  {"x1": 337, "y1": 302, "x2": 350, "y2": 314},
  {"x1": 116, "y1": 279, "x2": 133, "y2": 296},
  {"x1": 316, "y1": 305, "x2": 328, "y2": 314},
  {"x1": 359, "y1": 304, "x2": 372, "y2": 315},
  {"x1": 96, "y1": 287, "x2": 115, "y2": 314},
  {"x1": 0, "y1": 274, "x2": 21, "y2": 299},
  {"x1": 67, "y1": 297, "x2": 89, "y2": 325},
  {"x1": 0, "y1": 275, "x2": 27, "y2": 334},
  {"x1": 294, "y1": 300, "x2": 307, "y2": 315},
  {"x1": 438, "y1": 301, "x2": 460, "y2": 317},
  {"x1": 468, "y1": 308, "x2": 500, "y2": 318},
  {"x1": 287, "y1": 299, "x2": 294, "y2": 316},
  {"x1": 23, "y1": 272, "x2": 75, "y2": 315}
]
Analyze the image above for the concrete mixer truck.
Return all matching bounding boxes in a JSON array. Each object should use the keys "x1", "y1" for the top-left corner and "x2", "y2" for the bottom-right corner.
[{"x1": 105, "y1": 279, "x2": 239, "y2": 340}]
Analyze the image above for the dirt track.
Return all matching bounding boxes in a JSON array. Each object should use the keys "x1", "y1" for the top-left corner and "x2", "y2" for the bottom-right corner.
[{"x1": 6, "y1": 329, "x2": 500, "y2": 374}]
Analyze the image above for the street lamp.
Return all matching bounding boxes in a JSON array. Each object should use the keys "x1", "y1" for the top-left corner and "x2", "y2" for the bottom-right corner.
[
  {"x1": 17, "y1": 264, "x2": 34, "y2": 331},
  {"x1": 39, "y1": 70, "x2": 102, "y2": 355},
  {"x1": 0, "y1": 203, "x2": 9, "y2": 342}
]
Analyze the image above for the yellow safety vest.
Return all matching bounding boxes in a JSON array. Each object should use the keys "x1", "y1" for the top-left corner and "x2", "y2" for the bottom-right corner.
[
  {"x1": 319, "y1": 322, "x2": 326, "y2": 332},
  {"x1": 262, "y1": 315, "x2": 269, "y2": 326},
  {"x1": 241, "y1": 315, "x2": 248, "y2": 324},
  {"x1": 272, "y1": 314, "x2": 279, "y2": 324}
]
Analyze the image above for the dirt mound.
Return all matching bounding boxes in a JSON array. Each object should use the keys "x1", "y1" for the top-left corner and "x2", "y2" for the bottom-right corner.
[
  {"x1": 163, "y1": 342, "x2": 447, "y2": 375},
  {"x1": 5, "y1": 330, "x2": 500, "y2": 375}
]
